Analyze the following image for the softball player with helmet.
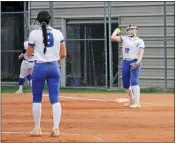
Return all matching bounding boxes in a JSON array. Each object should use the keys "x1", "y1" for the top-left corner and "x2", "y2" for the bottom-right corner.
[
  {"x1": 27, "y1": 11, "x2": 66, "y2": 136},
  {"x1": 15, "y1": 39, "x2": 35, "y2": 93},
  {"x1": 112, "y1": 25, "x2": 145, "y2": 108}
]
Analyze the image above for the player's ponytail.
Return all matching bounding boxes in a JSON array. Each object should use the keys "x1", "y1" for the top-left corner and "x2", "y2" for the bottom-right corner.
[
  {"x1": 41, "y1": 22, "x2": 48, "y2": 54},
  {"x1": 37, "y1": 11, "x2": 51, "y2": 54}
]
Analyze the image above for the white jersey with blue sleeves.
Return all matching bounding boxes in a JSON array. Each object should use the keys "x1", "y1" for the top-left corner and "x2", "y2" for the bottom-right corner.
[
  {"x1": 28, "y1": 26, "x2": 64, "y2": 62},
  {"x1": 121, "y1": 36, "x2": 145, "y2": 59},
  {"x1": 23, "y1": 41, "x2": 35, "y2": 61}
]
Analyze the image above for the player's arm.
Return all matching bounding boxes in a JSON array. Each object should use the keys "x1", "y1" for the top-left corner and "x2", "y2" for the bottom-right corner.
[
  {"x1": 111, "y1": 28, "x2": 122, "y2": 43},
  {"x1": 58, "y1": 41, "x2": 67, "y2": 64},
  {"x1": 18, "y1": 49, "x2": 26, "y2": 59},
  {"x1": 26, "y1": 45, "x2": 34, "y2": 57},
  {"x1": 130, "y1": 41, "x2": 145, "y2": 71},
  {"x1": 18, "y1": 53, "x2": 24, "y2": 59},
  {"x1": 27, "y1": 31, "x2": 35, "y2": 57},
  {"x1": 137, "y1": 48, "x2": 144, "y2": 64},
  {"x1": 60, "y1": 42, "x2": 67, "y2": 60}
]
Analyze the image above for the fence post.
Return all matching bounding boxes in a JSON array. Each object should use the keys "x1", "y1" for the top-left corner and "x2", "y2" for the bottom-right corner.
[
  {"x1": 49, "y1": 1, "x2": 54, "y2": 27},
  {"x1": 104, "y1": 2, "x2": 108, "y2": 88},
  {"x1": 24, "y1": 1, "x2": 27, "y2": 40},
  {"x1": 28, "y1": 2, "x2": 31, "y2": 26},
  {"x1": 61, "y1": 18, "x2": 66, "y2": 87},
  {"x1": 108, "y1": 2, "x2": 113, "y2": 89},
  {"x1": 164, "y1": 2, "x2": 167, "y2": 89}
]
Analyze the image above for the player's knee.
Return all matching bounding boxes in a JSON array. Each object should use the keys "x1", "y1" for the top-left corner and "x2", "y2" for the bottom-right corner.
[
  {"x1": 131, "y1": 79, "x2": 139, "y2": 86},
  {"x1": 27, "y1": 74, "x2": 32, "y2": 81},
  {"x1": 49, "y1": 95, "x2": 59, "y2": 104},
  {"x1": 18, "y1": 78, "x2": 25, "y2": 85},
  {"x1": 123, "y1": 85, "x2": 130, "y2": 89},
  {"x1": 123, "y1": 82, "x2": 130, "y2": 89},
  {"x1": 33, "y1": 95, "x2": 42, "y2": 103},
  {"x1": 122, "y1": 79, "x2": 130, "y2": 89}
]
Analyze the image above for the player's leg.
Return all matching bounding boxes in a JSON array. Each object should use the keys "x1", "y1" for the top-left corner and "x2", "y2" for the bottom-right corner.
[
  {"x1": 122, "y1": 60, "x2": 134, "y2": 106},
  {"x1": 30, "y1": 63, "x2": 46, "y2": 135},
  {"x1": 27, "y1": 62, "x2": 34, "y2": 87},
  {"x1": 46, "y1": 62, "x2": 61, "y2": 136},
  {"x1": 16, "y1": 61, "x2": 27, "y2": 93},
  {"x1": 130, "y1": 63, "x2": 141, "y2": 108},
  {"x1": 26, "y1": 74, "x2": 32, "y2": 86}
]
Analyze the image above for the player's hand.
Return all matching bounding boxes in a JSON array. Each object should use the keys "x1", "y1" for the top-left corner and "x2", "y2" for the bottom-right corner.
[
  {"x1": 18, "y1": 54, "x2": 23, "y2": 59},
  {"x1": 130, "y1": 62, "x2": 140, "y2": 71}
]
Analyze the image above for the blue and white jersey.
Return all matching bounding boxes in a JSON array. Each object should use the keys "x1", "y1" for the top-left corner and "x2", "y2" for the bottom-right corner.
[
  {"x1": 28, "y1": 26, "x2": 64, "y2": 62},
  {"x1": 121, "y1": 36, "x2": 145, "y2": 59},
  {"x1": 23, "y1": 41, "x2": 35, "y2": 61}
]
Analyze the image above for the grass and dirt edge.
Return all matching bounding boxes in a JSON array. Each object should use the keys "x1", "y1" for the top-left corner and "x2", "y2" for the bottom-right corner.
[{"x1": 1, "y1": 86, "x2": 174, "y2": 94}]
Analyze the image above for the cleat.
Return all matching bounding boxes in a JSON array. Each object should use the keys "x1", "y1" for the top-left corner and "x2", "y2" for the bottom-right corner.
[
  {"x1": 30, "y1": 128, "x2": 42, "y2": 136},
  {"x1": 124, "y1": 98, "x2": 134, "y2": 107},
  {"x1": 51, "y1": 129, "x2": 60, "y2": 137},
  {"x1": 15, "y1": 89, "x2": 23, "y2": 94},
  {"x1": 129, "y1": 103, "x2": 141, "y2": 108}
]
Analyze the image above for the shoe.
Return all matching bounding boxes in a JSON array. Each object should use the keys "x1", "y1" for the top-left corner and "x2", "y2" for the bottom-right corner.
[
  {"x1": 30, "y1": 128, "x2": 42, "y2": 136},
  {"x1": 129, "y1": 103, "x2": 141, "y2": 108},
  {"x1": 15, "y1": 89, "x2": 23, "y2": 94},
  {"x1": 124, "y1": 98, "x2": 134, "y2": 107},
  {"x1": 51, "y1": 128, "x2": 60, "y2": 137}
]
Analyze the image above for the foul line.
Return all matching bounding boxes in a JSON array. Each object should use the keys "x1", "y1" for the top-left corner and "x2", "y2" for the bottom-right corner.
[
  {"x1": 1, "y1": 131, "x2": 104, "y2": 142},
  {"x1": 43, "y1": 95, "x2": 174, "y2": 107}
]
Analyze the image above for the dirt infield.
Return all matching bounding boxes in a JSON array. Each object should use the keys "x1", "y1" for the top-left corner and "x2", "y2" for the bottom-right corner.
[{"x1": 1, "y1": 93, "x2": 174, "y2": 142}]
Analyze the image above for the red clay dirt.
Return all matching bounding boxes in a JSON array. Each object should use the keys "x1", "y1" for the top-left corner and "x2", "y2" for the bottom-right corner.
[{"x1": 1, "y1": 93, "x2": 174, "y2": 142}]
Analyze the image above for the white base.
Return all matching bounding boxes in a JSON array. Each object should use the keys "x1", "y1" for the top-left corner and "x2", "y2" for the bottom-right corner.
[{"x1": 114, "y1": 98, "x2": 129, "y2": 103}]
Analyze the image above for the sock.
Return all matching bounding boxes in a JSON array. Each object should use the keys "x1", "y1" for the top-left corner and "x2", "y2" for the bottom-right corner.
[
  {"x1": 52, "y1": 102, "x2": 61, "y2": 129},
  {"x1": 30, "y1": 80, "x2": 32, "y2": 87},
  {"x1": 131, "y1": 85, "x2": 140, "y2": 105},
  {"x1": 32, "y1": 103, "x2": 41, "y2": 129},
  {"x1": 124, "y1": 86, "x2": 134, "y2": 100},
  {"x1": 19, "y1": 85, "x2": 23, "y2": 90},
  {"x1": 18, "y1": 78, "x2": 25, "y2": 88},
  {"x1": 27, "y1": 74, "x2": 32, "y2": 86}
]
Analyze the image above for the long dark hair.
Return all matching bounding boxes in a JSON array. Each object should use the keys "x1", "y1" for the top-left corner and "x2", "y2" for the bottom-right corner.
[{"x1": 36, "y1": 11, "x2": 51, "y2": 54}]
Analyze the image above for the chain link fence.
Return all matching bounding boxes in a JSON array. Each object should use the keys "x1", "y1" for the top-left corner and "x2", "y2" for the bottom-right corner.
[
  {"x1": 66, "y1": 19, "x2": 107, "y2": 87},
  {"x1": 1, "y1": 13, "x2": 24, "y2": 81}
]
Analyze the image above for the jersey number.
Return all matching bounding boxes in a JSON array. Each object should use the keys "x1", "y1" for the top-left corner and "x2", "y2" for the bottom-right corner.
[
  {"x1": 47, "y1": 33, "x2": 54, "y2": 47},
  {"x1": 125, "y1": 48, "x2": 130, "y2": 53}
]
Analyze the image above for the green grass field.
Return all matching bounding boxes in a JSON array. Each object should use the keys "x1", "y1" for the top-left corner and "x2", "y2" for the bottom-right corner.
[{"x1": 1, "y1": 86, "x2": 174, "y2": 94}]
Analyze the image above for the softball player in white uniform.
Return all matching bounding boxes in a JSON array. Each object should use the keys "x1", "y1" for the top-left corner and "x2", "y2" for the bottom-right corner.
[
  {"x1": 112, "y1": 25, "x2": 145, "y2": 108},
  {"x1": 15, "y1": 40, "x2": 35, "y2": 93},
  {"x1": 26, "y1": 11, "x2": 66, "y2": 136}
]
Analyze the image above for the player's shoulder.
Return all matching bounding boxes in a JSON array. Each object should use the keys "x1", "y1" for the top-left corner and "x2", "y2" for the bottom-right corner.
[
  {"x1": 136, "y1": 37, "x2": 144, "y2": 44},
  {"x1": 23, "y1": 41, "x2": 28, "y2": 49},
  {"x1": 121, "y1": 35, "x2": 129, "y2": 41},
  {"x1": 137, "y1": 37, "x2": 144, "y2": 41},
  {"x1": 51, "y1": 28, "x2": 62, "y2": 34},
  {"x1": 122, "y1": 35, "x2": 129, "y2": 39},
  {"x1": 30, "y1": 29, "x2": 40, "y2": 35},
  {"x1": 24, "y1": 41, "x2": 28, "y2": 45},
  {"x1": 51, "y1": 28, "x2": 63, "y2": 37}
]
